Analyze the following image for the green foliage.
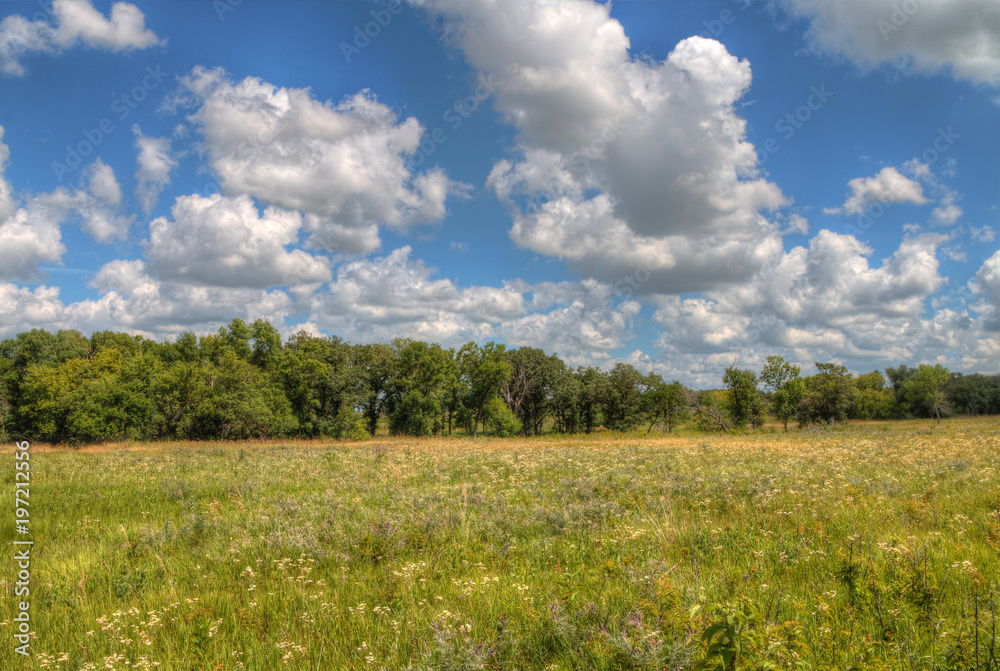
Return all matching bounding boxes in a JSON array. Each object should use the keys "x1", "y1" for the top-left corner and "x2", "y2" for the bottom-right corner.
[
  {"x1": 761, "y1": 355, "x2": 802, "y2": 431},
  {"x1": 849, "y1": 371, "x2": 899, "y2": 420},
  {"x1": 604, "y1": 363, "x2": 644, "y2": 431},
  {"x1": 722, "y1": 365, "x2": 764, "y2": 429},
  {"x1": 501, "y1": 346, "x2": 563, "y2": 435},
  {"x1": 642, "y1": 376, "x2": 689, "y2": 433},
  {"x1": 945, "y1": 373, "x2": 1000, "y2": 416},
  {"x1": 459, "y1": 341, "x2": 512, "y2": 437},
  {"x1": 799, "y1": 362, "x2": 857, "y2": 425},
  {"x1": 903, "y1": 364, "x2": 952, "y2": 422},
  {"x1": 482, "y1": 395, "x2": 521, "y2": 437},
  {"x1": 390, "y1": 391, "x2": 442, "y2": 436}
]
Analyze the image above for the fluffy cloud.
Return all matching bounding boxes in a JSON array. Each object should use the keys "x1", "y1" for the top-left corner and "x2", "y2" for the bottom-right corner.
[
  {"x1": 32, "y1": 160, "x2": 132, "y2": 243},
  {"x1": 2, "y1": 127, "x2": 135, "y2": 283},
  {"x1": 0, "y1": 127, "x2": 15, "y2": 224},
  {"x1": 87, "y1": 259, "x2": 295, "y2": 336},
  {"x1": 829, "y1": 166, "x2": 930, "y2": 215},
  {"x1": 646, "y1": 230, "x2": 1000, "y2": 385},
  {"x1": 0, "y1": 0, "x2": 162, "y2": 76},
  {"x1": 0, "y1": 204, "x2": 66, "y2": 282},
  {"x1": 305, "y1": 246, "x2": 523, "y2": 343},
  {"x1": 968, "y1": 250, "x2": 999, "y2": 331},
  {"x1": 145, "y1": 193, "x2": 331, "y2": 289},
  {"x1": 178, "y1": 66, "x2": 456, "y2": 254},
  {"x1": 133, "y1": 127, "x2": 177, "y2": 214},
  {"x1": 302, "y1": 246, "x2": 639, "y2": 363},
  {"x1": 0, "y1": 127, "x2": 63, "y2": 280},
  {"x1": 775, "y1": 0, "x2": 1000, "y2": 85},
  {"x1": 423, "y1": 1, "x2": 787, "y2": 293}
]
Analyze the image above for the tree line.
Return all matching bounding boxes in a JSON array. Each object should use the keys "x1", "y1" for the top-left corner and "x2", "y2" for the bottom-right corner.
[{"x1": 0, "y1": 320, "x2": 997, "y2": 443}]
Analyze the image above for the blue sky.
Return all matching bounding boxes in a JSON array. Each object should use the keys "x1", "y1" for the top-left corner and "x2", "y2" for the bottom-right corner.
[{"x1": 0, "y1": 0, "x2": 997, "y2": 387}]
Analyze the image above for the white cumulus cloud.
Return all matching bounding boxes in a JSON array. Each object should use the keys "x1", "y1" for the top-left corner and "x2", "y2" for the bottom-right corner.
[
  {"x1": 829, "y1": 166, "x2": 930, "y2": 215},
  {"x1": 133, "y1": 127, "x2": 177, "y2": 214},
  {"x1": 178, "y1": 66, "x2": 457, "y2": 254},
  {"x1": 775, "y1": 0, "x2": 1000, "y2": 85},
  {"x1": 421, "y1": 0, "x2": 788, "y2": 294},
  {"x1": 145, "y1": 193, "x2": 332, "y2": 289},
  {"x1": 0, "y1": 0, "x2": 163, "y2": 76}
]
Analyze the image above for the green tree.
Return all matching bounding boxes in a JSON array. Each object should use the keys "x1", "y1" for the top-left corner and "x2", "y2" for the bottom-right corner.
[
  {"x1": 760, "y1": 356, "x2": 802, "y2": 432},
  {"x1": 278, "y1": 332, "x2": 357, "y2": 437},
  {"x1": 385, "y1": 338, "x2": 453, "y2": 436},
  {"x1": 722, "y1": 365, "x2": 764, "y2": 429},
  {"x1": 500, "y1": 347, "x2": 561, "y2": 436},
  {"x1": 458, "y1": 341, "x2": 511, "y2": 437},
  {"x1": 903, "y1": 364, "x2": 951, "y2": 423},
  {"x1": 641, "y1": 376, "x2": 688, "y2": 433},
  {"x1": 604, "y1": 363, "x2": 644, "y2": 432},
  {"x1": 850, "y1": 370, "x2": 898, "y2": 420},
  {"x1": 249, "y1": 319, "x2": 282, "y2": 370},
  {"x1": 354, "y1": 343, "x2": 394, "y2": 436},
  {"x1": 483, "y1": 395, "x2": 521, "y2": 437},
  {"x1": 945, "y1": 373, "x2": 1000, "y2": 416},
  {"x1": 550, "y1": 365, "x2": 582, "y2": 434},
  {"x1": 799, "y1": 362, "x2": 856, "y2": 425},
  {"x1": 577, "y1": 366, "x2": 607, "y2": 434},
  {"x1": 188, "y1": 352, "x2": 297, "y2": 439},
  {"x1": 885, "y1": 364, "x2": 917, "y2": 410}
]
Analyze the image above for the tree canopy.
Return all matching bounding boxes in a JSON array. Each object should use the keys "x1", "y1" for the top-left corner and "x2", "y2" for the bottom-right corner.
[{"x1": 1, "y1": 321, "x2": 995, "y2": 443}]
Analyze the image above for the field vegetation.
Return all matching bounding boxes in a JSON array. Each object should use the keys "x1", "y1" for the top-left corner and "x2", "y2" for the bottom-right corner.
[{"x1": 2, "y1": 418, "x2": 998, "y2": 670}]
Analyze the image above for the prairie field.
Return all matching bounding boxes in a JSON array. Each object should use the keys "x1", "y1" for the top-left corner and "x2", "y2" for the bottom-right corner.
[{"x1": 2, "y1": 418, "x2": 999, "y2": 670}]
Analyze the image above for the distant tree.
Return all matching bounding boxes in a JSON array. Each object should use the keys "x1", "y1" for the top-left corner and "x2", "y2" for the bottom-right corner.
[
  {"x1": 903, "y1": 364, "x2": 951, "y2": 423},
  {"x1": 641, "y1": 376, "x2": 688, "y2": 433},
  {"x1": 483, "y1": 395, "x2": 521, "y2": 437},
  {"x1": 723, "y1": 365, "x2": 764, "y2": 429},
  {"x1": 695, "y1": 389, "x2": 730, "y2": 432},
  {"x1": 945, "y1": 373, "x2": 1000, "y2": 416},
  {"x1": 188, "y1": 352, "x2": 297, "y2": 439},
  {"x1": 577, "y1": 367, "x2": 607, "y2": 434},
  {"x1": 354, "y1": 343, "x2": 394, "y2": 436},
  {"x1": 389, "y1": 391, "x2": 441, "y2": 436},
  {"x1": 249, "y1": 319, "x2": 282, "y2": 370},
  {"x1": 885, "y1": 365, "x2": 918, "y2": 410},
  {"x1": 278, "y1": 332, "x2": 356, "y2": 437},
  {"x1": 799, "y1": 362, "x2": 856, "y2": 425},
  {"x1": 385, "y1": 338, "x2": 454, "y2": 436},
  {"x1": 850, "y1": 370, "x2": 898, "y2": 420},
  {"x1": 604, "y1": 363, "x2": 644, "y2": 432},
  {"x1": 458, "y1": 341, "x2": 511, "y2": 437},
  {"x1": 760, "y1": 355, "x2": 802, "y2": 432},
  {"x1": 550, "y1": 366, "x2": 582, "y2": 434},
  {"x1": 501, "y1": 347, "x2": 561, "y2": 435}
]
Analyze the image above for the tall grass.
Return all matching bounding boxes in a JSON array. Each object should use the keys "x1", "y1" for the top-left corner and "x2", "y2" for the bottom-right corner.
[{"x1": 2, "y1": 418, "x2": 998, "y2": 669}]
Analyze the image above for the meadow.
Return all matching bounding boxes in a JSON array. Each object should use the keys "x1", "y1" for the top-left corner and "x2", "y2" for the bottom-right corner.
[{"x1": 2, "y1": 418, "x2": 998, "y2": 670}]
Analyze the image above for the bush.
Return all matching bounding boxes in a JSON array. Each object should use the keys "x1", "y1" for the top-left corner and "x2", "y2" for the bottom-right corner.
[{"x1": 483, "y1": 396, "x2": 521, "y2": 437}]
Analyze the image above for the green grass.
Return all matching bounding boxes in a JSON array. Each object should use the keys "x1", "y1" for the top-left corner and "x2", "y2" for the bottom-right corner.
[{"x1": 2, "y1": 417, "x2": 999, "y2": 670}]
